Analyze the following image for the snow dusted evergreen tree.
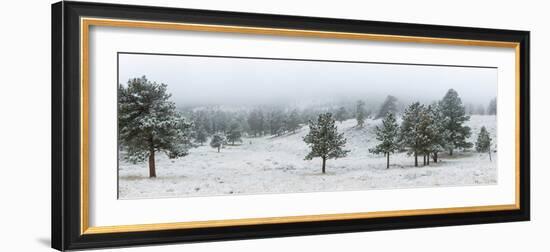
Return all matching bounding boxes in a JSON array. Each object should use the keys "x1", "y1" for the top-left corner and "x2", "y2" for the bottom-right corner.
[
  {"x1": 369, "y1": 112, "x2": 400, "y2": 169},
  {"x1": 375, "y1": 95, "x2": 398, "y2": 119},
  {"x1": 487, "y1": 97, "x2": 497, "y2": 115},
  {"x1": 476, "y1": 126, "x2": 493, "y2": 161},
  {"x1": 335, "y1": 106, "x2": 348, "y2": 123},
  {"x1": 118, "y1": 76, "x2": 192, "y2": 178},
  {"x1": 355, "y1": 100, "x2": 366, "y2": 128},
  {"x1": 426, "y1": 104, "x2": 448, "y2": 163},
  {"x1": 227, "y1": 122, "x2": 242, "y2": 145},
  {"x1": 210, "y1": 133, "x2": 226, "y2": 152},
  {"x1": 303, "y1": 113, "x2": 350, "y2": 174},
  {"x1": 416, "y1": 105, "x2": 439, "y2": 165},
  {"x1": 439, "y1": 89, "x2": 472, "y2": 155},
  {"x1": 399, "y1": 102, "x2": 426, "y2": 167},
  {"x1": 286, "y1": 109, "x2": 301, "y2": 133}
]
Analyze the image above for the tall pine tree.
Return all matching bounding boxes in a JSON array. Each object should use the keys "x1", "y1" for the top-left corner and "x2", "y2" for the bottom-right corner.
[
  {"x1": 400, "y1": 102, "x2": 426, "y2": 167},
  {"x1": 416, "y1": 105, "x2": 444, "y2": 165},
  {"x1": 369, "y1": 112, "x2": 400, "y2": 169},
  {"x1": 118, "y1": 76, "x2": 192, "y2": 178},
  {"x1": 426, "y1": 104, "x2": 448, "y2": 163},
  {"x1": 303, "y1": 113, "x2": 350, "y2": 173},
  {"x1": 475, "y1": 126, "x2": 493, "y2": 161},
  {"x1": 439, "y1": 89, "x2": 472, "y2": 155}
]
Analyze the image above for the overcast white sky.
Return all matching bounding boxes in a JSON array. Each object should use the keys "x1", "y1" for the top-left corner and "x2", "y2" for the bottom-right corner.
[{"x1": 119, "y1": 53, "x2": 497, "y2": 107}]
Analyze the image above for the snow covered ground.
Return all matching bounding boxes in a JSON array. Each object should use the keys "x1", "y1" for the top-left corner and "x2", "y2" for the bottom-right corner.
[{"x1": 119, "y1": 115, "x2": 497, "y2": 199}]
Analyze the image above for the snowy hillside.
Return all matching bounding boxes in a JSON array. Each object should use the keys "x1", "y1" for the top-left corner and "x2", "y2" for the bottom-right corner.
[{"x1": 119, "y1": 115, "x2": 497, "y2": 199}]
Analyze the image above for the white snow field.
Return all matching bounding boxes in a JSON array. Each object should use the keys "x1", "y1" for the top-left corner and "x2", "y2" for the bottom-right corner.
[{"x1": 119, "y1": 115, "x2": 497, "y2": 199}]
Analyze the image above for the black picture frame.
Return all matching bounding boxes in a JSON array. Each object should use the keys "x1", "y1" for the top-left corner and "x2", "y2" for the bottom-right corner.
[{"x1": 52, "y1": 1, "x2": 530, "y2": 250}]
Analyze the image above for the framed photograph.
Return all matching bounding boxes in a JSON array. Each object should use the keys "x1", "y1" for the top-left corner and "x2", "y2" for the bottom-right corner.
[{"x1": 52, "y1": 1, "x2": 530, "y2": 250}]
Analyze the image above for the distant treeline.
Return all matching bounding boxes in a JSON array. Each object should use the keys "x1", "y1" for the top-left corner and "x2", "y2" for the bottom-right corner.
[{"x1": 180, "y1": 94, "x2": 496, "y2": 141}]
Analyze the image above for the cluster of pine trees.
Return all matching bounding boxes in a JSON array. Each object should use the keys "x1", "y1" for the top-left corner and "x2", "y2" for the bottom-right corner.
[{"x1": 369, "y1": 89, "x2": 493, "y2": 169}]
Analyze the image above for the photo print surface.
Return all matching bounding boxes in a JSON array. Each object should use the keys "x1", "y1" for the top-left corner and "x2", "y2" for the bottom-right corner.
[{"x1": 117, "y1": 52, "x2": 498, "y2": 199}]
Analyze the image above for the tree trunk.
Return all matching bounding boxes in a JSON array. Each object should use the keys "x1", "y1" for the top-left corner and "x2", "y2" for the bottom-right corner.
[
  {"x1": 414, "y1": 151, "x2": 418, "y2": 167},
  {"x1": 427, "y1": 154, "x2": 430, "y2": 165},
  {"x1": 488, "y1": 147, "x2": 492, "y2": 162},
  {"x1": 386, "y1": 152, "x2": 390, "y2": 169},
  {"x1": 148, "y1": 149, "x2": 156, "y2": 178},
  {"x1": 322, "y1": 157, "x2": 326, "y2": 174},
  {"x1": 433, "y1": 152, "x2": 438, "y2": 163},
  {"x1": 423, "y1": 155, "x2": 426, "y2": 166},
  {"x1": 449, "y1": 148, "x2": 453, "y2": 156},
  {"x1": 217, "y1": 145, "x2": 220, "y2": 152}
]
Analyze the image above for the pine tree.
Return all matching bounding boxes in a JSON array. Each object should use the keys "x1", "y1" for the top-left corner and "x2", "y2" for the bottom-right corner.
[
  {"x1": 226, "y1": 122, "x2": 242, "y2": 145},
  {"x1": 439, "y1": 89, "x2": 472, "y2": 155},
  {"x1": 399, "y1": 102, "x2": 425, "y2": 167},
  {"x1": 426, "y1": 104, "x2": 448, "y2": 163},
  {"x1": 210, "y1": 133, "x2": 226, "y2": 152},
  {"x1": 303, "y1": 113, "x2": 350, "y2": 173},
  {"x1": 416, "y1": 105, "x2": 447, "y2": 165},
  {"x1": 375, "y1": 95, "x2": 398, "y2": 119},
  {"x1": 487, "y1": 97, "x2": 497, "y2": 115},
  {"x1": 475, "y1": 126, "x2": 493, "y2": 161},
  {"x1": 356, "y1": 100, "x2": 366, "y2": 128},
  {"x1": 118, "y1": 76, "x2": 192, "y2": 178},
  {"x1": 369, "y1": 112, "x2": 400, "y2": 169},
  {"x1": 335, "y1": 106, "x2": 348, "y2": 123},
  {"x1": 286, "y1": 109, "x2": 301, "y2": 133}
]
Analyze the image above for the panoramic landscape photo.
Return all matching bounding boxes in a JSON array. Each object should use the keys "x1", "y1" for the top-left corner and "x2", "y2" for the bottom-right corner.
[{"x1": 117, "y1": 53, "x2": 498, "y2": 199}]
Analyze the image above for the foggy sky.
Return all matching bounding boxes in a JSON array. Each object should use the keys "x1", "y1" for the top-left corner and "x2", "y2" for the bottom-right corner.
[{"x1": 118, "y1": 53, "x2": 497, "y2": 108}]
